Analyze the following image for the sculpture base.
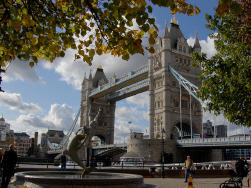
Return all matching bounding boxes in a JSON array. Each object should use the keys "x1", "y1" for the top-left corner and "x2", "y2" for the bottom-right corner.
[{"x1": 13, "y1": 171, "x2": 143, "y2": 188}]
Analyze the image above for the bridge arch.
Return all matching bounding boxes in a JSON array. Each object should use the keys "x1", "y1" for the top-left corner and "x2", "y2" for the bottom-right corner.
[
  {"x1": 170, "y1": 122, "x2": 191, "y2": 140},
  {"x1": 91, "y1": 135, "x2": 105, "y2": 146}
]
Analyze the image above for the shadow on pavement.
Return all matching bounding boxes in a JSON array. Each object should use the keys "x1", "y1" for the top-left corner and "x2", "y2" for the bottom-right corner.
[{"x1": 142, "y1": 184, "x2": 156, "y2": 188}]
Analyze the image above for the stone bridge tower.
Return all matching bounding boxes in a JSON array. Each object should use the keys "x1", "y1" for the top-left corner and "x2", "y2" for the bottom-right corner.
[
  {"x1": 148, "y1": 18, "x2": 202, "y2": 161},
  {"x1": 80, "y1": 66, "x2": 115, "y2": 145}
]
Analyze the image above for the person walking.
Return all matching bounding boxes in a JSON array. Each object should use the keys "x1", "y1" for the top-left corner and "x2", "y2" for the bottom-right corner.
[
  {"x1": 0, "y1": 144, "x2": 17, "y2": 188},
  {"x1": 184, "y1": 156, "x2": 194, "y2": 183},
  {"x1": 60, "y1": 153, "x2": 67, "y2": 171}
]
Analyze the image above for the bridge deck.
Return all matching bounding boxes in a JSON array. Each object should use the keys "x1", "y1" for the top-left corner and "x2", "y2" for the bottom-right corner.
[
  {"x1": 89, "y1": 65, "x2": 148, "y2": 99},
  {"x1": 177, "y1": 135, "x2": 251, "y2": 149}
]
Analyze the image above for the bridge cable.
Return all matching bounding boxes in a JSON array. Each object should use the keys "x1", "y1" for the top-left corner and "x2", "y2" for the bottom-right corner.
[
  {"x1": 189, "y1": 87, "x2": 193, "y2": 139},
  {"x1": 179, "y1": 84, "x2": 183, "y2": 139},
  {"x1": 61, "y1": 108, "x2": 81, "y2": 148}
]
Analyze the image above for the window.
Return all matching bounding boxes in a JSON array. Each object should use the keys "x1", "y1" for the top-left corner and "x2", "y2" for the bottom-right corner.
[
  {"x1": 183, "y1": 46, "x2": 186, "y2": 53},
  {"x1": 179, "y1": 58, "x2": 182, "y2": 63},
  {"x1": 179, "y1": 45, "x2": 182, "y2": 51}
]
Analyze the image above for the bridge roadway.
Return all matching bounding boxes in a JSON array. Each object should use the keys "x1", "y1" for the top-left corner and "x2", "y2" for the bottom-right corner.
[
  {"x1": 177, "y1": 135, "x2": 251, "y2": 149},
  {"x1": 88, "y1": 65, "x2": 148, "y2": 99}
]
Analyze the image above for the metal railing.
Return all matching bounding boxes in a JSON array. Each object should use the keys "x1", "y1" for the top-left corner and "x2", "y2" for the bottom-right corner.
[
  {"x1": 15, "y1": 159, "x2": 236, "y2": 171},
  {"x1": 88, "y1": 65, "x2": 148, "y2": 97},
  {"x1": 177, "y1": 135, "x2": 251, "y2": 147},
  {"x1": 108, "y1": 79, "x2": 149, "y2": 100}
]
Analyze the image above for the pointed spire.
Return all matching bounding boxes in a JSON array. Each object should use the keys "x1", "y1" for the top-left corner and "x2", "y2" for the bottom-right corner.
[
  {"x1": 82, "y1": 72, "x2": 86, "y2": 86},
  {"x1": 193, "y1": 32, "x2": 201, "y2": 48},
  {"x1": 163, "y1": 19, "x2": 169, "y2": 38},
  {"x1": 171, "y1": 15, "x2": 179, "y2": 25},
  {"x1": 89, "y1": 69, "x2": 92, "y2": 80}
]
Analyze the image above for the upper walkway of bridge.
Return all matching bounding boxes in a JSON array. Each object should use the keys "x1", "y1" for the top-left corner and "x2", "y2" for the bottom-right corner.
[
  {"x1": 88, "y1": 65, "x2": 148, "y2": 99},
  {"x1": 176, "y1": 135, "x2": 251, "y2": 148}
]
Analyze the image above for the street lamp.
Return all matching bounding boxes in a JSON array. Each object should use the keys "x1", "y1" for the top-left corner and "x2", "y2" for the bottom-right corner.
[{"x1": 161, "y1": 128, "x2": 165, "y2": 178}]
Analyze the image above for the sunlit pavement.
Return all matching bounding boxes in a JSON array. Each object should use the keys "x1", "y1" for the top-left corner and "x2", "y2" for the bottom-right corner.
[{"x1": 143, "y1": 178, "x2": 250, "y2": 188}]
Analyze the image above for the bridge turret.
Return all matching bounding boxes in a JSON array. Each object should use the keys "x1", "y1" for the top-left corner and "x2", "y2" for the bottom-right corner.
[
  {"x1": 161, "y1": 20, "x2": 171, "y2": 50},
  {"x1": 192, "y1": 32, "x2": 201, "y2": 53}
]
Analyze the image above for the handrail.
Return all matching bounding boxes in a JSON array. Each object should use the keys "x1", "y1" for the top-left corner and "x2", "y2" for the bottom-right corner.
[{"x1": 89, "y1": 65, "x2": 148, "y2": 97}]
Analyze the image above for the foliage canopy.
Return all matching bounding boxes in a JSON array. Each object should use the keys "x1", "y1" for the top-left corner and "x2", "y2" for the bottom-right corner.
[
  {"x1": 193, "y1": 0, "x2": 251, "y2": 126},
  {"x1": 0, "y1": 0, "x2": 200, "y2": 67}
]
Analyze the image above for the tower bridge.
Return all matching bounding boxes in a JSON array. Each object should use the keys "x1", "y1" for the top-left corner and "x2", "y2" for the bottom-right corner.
[
  {"x1": 80, "y1": 17, "x2": 203, "y2": 163},
  {"x1": 45, "y1": 17, "x2": 250, "y2": 163}
]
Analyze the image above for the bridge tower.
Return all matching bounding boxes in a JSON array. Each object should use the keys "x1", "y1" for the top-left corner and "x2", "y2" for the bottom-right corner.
[
  {"x1": 148, "y1": 18, "x2": 202, "y2": 161},
  {"x1": 80, "y1": 66, "x2": 115, "y2": 145}
]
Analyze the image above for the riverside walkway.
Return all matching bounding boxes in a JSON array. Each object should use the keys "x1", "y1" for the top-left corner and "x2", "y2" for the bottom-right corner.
[
  {"x1": 9, "y1": 178, "x2": 249, "y2": 188},
  {"x1": 143, "y1": 178, "x2": 248, "y2": 188}
]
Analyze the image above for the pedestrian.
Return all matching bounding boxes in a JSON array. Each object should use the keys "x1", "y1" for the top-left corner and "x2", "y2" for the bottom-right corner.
[
  {"x1": 184, "y1": 155, "x2": 194, "y2": 183},
  {"x1": 0, "y1": 144, "x2": 17, "y2": 188},
  {"x1": 60, "y1": 152, "x2": 67, "y2": 171},
  {"x1": 235, "y1": 157, "x2": 248, "y2": 179}
]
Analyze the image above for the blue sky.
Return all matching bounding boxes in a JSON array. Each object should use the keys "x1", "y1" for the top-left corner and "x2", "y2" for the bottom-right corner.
[{"x1": 0, "y1": 1, "x2": 248, "y2": 143}]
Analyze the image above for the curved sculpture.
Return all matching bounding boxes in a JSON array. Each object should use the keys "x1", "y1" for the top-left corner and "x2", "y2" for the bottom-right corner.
[{"x1": 64, "y1": 107, "x2": 103, "y2": 177}]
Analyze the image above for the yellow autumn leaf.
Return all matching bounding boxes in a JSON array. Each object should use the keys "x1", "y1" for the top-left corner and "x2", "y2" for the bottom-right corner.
[
  {"x1": 30, "y1": 37, "x2": 38, "y2": 45},
  {"x1": 14, "y1": 22, "x2": 21, "y2": 32}
]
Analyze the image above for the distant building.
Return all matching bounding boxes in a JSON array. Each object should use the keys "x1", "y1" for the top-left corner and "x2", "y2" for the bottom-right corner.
[
  {"x1": 202, "y1": 120, "x2": 214, "y2": 138},
  {"x1": 215, "y1": 125, "x2": 227, "y2": 138},
  {"x1": 14, "y1": 132, "x2": 30, "y2": 157},
  {"x1": 46, "y1": 130, "x2": 65, "y2": 144},
  {"x1": 203, "y1": 120, "x2": 228, "y2": 138},
  {"x1": 28, "y1": 132, "x2": 39, "y2": 157},
  {"x1": 0, "y1": 131, "x2": 14, "y2": 151},
  {"x1": 0, "y1": 116, "x2": 11, "y2": 142},
  {"x1": 91, "y1": 136, "x2": 101, "y2": 147},
  {"x1": 40, "y1": 130, "x2": 65, "y2": 153}
]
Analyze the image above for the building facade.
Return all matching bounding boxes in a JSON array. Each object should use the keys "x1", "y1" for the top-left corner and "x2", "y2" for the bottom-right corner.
[
  {"x1": 0, "y1": 116, "x2": 10, "y2": 142},
  {"x1": 14, "y1": 132, "x2": 30, "y2": 157},
  {"x1": 40, "y1": 130, "x2": 65, "y2": 153},
  {"x1": 81, "y1": 66, "x2": 116, "y2": 145},
  {"x1": 148, "y1": 18, "x2": 202, "y2": 161}
]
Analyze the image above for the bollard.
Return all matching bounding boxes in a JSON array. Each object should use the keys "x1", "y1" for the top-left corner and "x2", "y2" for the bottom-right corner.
[{"x1": 186, "y1": 177, "x2": 194, "y2": 188}]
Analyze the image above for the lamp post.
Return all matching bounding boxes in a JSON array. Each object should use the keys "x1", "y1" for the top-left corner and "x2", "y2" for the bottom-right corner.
[{"x1": 161, "y1": 128, "x2": 165, "y2": 178}]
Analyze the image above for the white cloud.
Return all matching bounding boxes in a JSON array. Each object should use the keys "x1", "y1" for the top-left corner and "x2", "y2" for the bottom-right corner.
[
  {"x1": 126, "y1": 92, "x2": 149, "y2": 108},
  {"x1": 41, "y1": 48, "x2": 147, "y2": 90},
  {"x1": 114, "y1": 119, "x2": 144, "y2": 143},
  {"x1": 114, "y1": 101, "x2": 149, "y2": 143},
  {"x1": 3, "y1": 60, "x2": 44, "y2": 84},
  {"x1": 0, "y1": 92, "x2": 42, "y2": 114},
  {"x1": 187, "y1": 35, "x2": 217, "y2": 58},
  {"x1": 15, "y1": 114, "x2": 55, "y2": 129},
  {"x1": 44, "y1": 104, "x2": 75, "y2": 131},
  {"x1": 9, "y1": 103, "x2": 77, "y2": 142},
  {"x1": 115, "y1": 106, "x2": 148, "y2": 122}
]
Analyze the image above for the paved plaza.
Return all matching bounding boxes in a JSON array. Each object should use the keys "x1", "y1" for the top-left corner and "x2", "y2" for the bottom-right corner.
[
  {"x1": 6, "y1": 177, "x2": 250, "y2": 188},
  {"x1": 143, "y1": 178, "x2": 249, "y2": 188}
]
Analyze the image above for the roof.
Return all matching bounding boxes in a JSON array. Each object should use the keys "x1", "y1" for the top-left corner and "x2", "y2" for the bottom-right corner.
[
  {"x1": 163, "y1": 23, "x2": 184, "y2": 49},
  {"x1": 47, "y1": 130, "x2": 65, "y2": 137},
  {"x1": 121, "y1": 151, "x2": 141, "y2": 158},
  {"x1": 92, "y1": 67, "x2": 108, "y2": 88},
  {"x1": 14, "y1": 132, "x2": 30, "y2": 137},
  {"x1": 193, "y1": 32, "x2": 201, "y2": 49}
]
